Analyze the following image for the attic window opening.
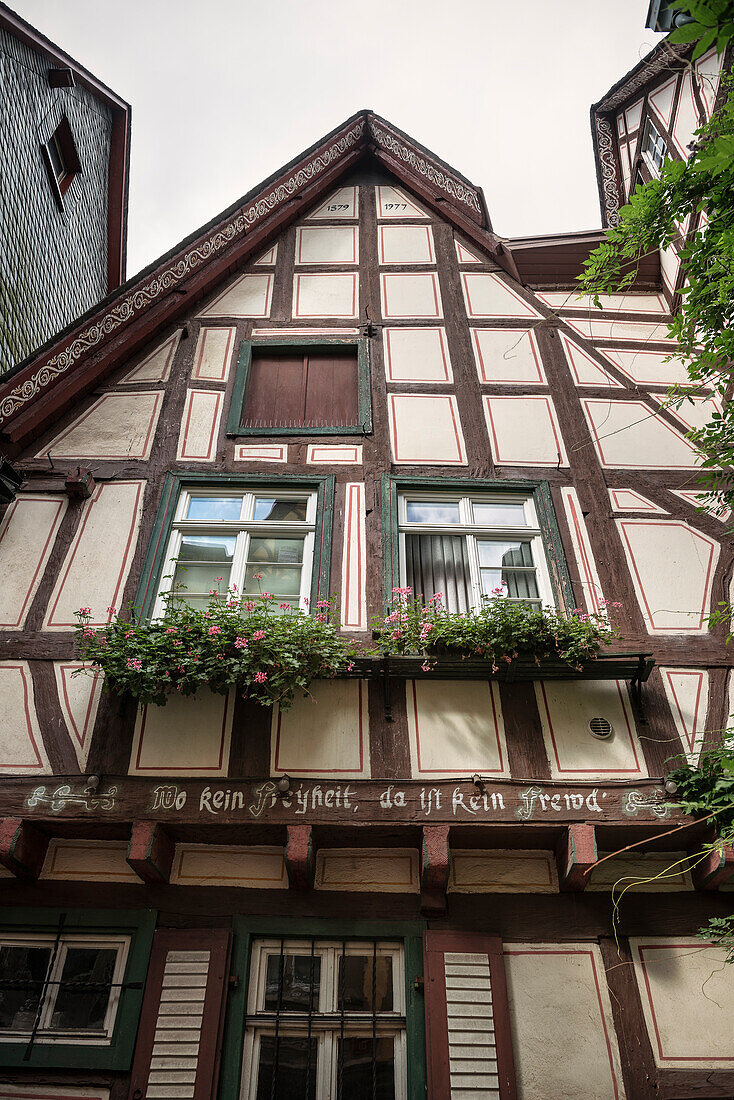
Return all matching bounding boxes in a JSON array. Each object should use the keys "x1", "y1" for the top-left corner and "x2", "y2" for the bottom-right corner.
[
  {"x1": 641, "y1": 119, "x2": 667, "y2": 178},
  {"x1": 42, "y1": 118, "x2": 81, "y2": 206}
]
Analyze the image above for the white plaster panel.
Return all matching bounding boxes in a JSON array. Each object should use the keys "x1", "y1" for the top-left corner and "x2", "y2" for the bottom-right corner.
[
  {"x1": 406, "y1": 679, "x2": 509, "y2": 778},
  {"x1": 455, "y1": 239, "x2": 483, "y2": 263},
  {"x1": 130, "y1": 689, "x2": 233, "y2": 776},
  {"x1": 41, "y1": 839, "x2": 137, "y2": 882},
  {"x1": 449, "y1": 850, "x2": 558, "y2": 893},
  {"x1": 388, "y1": 393, "x2": 466, "y2": 465},
  {"x1": 54, "y1": 662, "x2": 103, "y2": 770},
  {"x1": 669, "y1": 395, "x2": 721, "y2": 434},
  {"x1": 536, "y1": 680, "x2": 645, "y2": 779},
  {"x1": 306, "y1": 444, "x2": 362, "y2": 465},
  {"x1": 582, "y1": 400, "x2": 700, "y2": 469},
  {"x1": 589, "y1": 852, "x2": 693, "y2": 892},
  {"x1": 631, "y1": 938, "x2": 734, "y2": 1067},
  {"x1": 0, "y1": 662, "x2": 49, "y2": 774},
  {"x1": 177, "y1": 389, "x2": 224, "y2": 462},
  {"x1": 378, "y1": 224, "x2": 435, "y2": 264},
  {"x1": 315, "y1": 848, "x2": 419, "y2": 892},
  {"x1": 671, "y1": 489, "x2": 731, "y2": 523},
  {"x1": 560, "y1": 487, "x2": 606, "y2": 615},
  {"x1": 565, "y1": 318, "x2": 673, "y2": 341},
  {"x1": 171, "y1": 845, "x2": 287, "y2": 888},
  {"x1": 660, "y1": 242, "x2": 681, "y2": 295},
  {"x1": 649, "y1": 76, "x2": 676, "y2": 128},
  {"x1": 383, "y1": 327, "x2": 452, "y2": 383},
  {"x1": 306, "y1": 186, "x2": 358, "y2": 220},
  {"x1": 504, "y1": 943, "x2": 625, "y2": 1100},
  {"x1": 0, "y1": 495, "x2": 67, "y2": 629},
  {"x1": 661, "y1": 668, "x2": 708, "y2": 765},
  {"x1": 192, "y1": 326, "x2": 236, "y2": 382},
  {"x1": 696, "y1": 47, "x2": 722, "y2": 115},
  {"x1": 599, "y1": 347, "x2": 690, "y2": 385},
  {"x1": 560, "y1": 335, "x2": 622, "y2": 387},
  {"x1": 44, "y1": 481, "x2": 145, "y2": 629},
  {"x1": 462, "y1": 272, "x2": 540, "y2": 318},
  {"x1": 199, "y1": 273, "x2": 273, "y2": 318},
  {"x1": 119, "y1": 331, "x2": 180, "y2": 384},
  {"x1": 375, "y1": 185, "x2": 428, "y2": 219},
  {"x1": 616, "y1": 112, "x2": 626, "y2": 138},
  {"x1": 271, "y1": 680, "x2": 369, "y2": 778},
  {"x1": 616, "y1": 519, "x2": 718, "y2": 632},
  {"x1": 340, "y1": 482, "x2": 367, "y2": 631},
  {"x1": 295, "y1": 226, "x2": 358, "y2": 265},
  {"x1": 293, "y1": 273, "x2": 359, "y2": 318},
  {"x1": 609, "y1": 489, "x2": 667, "y2": 514},
  {"x1": 251, "y1": 327, "x2": 359, "y2": 337},
  {"x1": 484, "y1": 395, "x2": 568, "y2": 467},
  {"x1": 40, "y1": 391, "x2": 163, "y2": 461},
  {"x1": 672, "y1": 69, "x2": 700, "y2": 158},
  {"x1": 380, "y1": 272, "x2": 442, "y2": 319},
  {"x1": 625, "y1": 98, "x2": 644, "y2": 132},
  {"x1": 538, "y1": 291, "x2": 665, "y2": 314},
  {"x1": 235, "y1": 444, "x2": 288, "y2": 463},
  {"x1": 471, "y1": 328, "x2": 546, "y2": 384},
  {"x1": 253, "y1": 243, "x2": 278, "y2": 265}
]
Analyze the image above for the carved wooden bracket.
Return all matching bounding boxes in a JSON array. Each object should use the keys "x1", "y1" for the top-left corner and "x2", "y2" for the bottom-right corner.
[
  {"x1": 692, "y1": 842, "x2": 734, "y2": 891},
  {"x1": 421, "y1": 824, "x2": 450, "y2": 914},
  {"x1": 556, "y1": 823, "x2": 597, "y2": 891},
  {"x1": 127, "y1": 820, "x2": 175, "y2": 883},
  {"x1": 286, "y1": 824, "x2": 314, "y2": 890},
  {"x1": 0, "y1": 816, "x2": 49, "y2": 879}
]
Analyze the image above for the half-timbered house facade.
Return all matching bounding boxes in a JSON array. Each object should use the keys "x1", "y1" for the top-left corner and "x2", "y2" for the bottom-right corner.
[{"x1": 0, "y1": 35, "x2": 732, "y2": 1100}]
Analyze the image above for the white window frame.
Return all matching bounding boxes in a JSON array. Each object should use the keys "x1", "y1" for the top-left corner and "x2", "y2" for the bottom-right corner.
[
  {"x1": 641, "y1": 118, "x2": 667, "y2": 177},
  {"x1": 153, "y1": 486, "x2": 318, "y2": 617},
  {"x1": 0, "y1": 933, "x2": 130, "y2": 1045},
  {"x1": 398, "y1": 490, "x2": 555, "y2": 609},
  {"x1": 241, "y1": 938, "x2": 407, "y2": 1100}
]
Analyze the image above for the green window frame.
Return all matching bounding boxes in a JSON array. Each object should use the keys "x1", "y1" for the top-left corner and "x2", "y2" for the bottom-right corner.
[
  {"x1": 381, "y1": 475, "x2": 574, "y2": 612},
  {"x1": 134, "y1": 472, "x2": 336, "y2": 620},
  {"x1": 218, "y1": 918, "x2": 426, "y2": 1100},
  {"x1": 0, "y1": 907, "x2": 155, "y2": 1070},
  {"x1": 226, "y1": 337, "x2": 373, "y2": 437}
]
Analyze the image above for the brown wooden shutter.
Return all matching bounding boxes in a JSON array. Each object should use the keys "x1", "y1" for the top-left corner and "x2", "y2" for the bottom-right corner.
[
  {"x1": 128, "y1": 928, "x2": 231, "y2": 1100},
  {"x1": 242, "y1": 348, "x2": 358, "y2": 428},
  {"x1": 424, "y1": 930, "x2": 516, "y2": 1100}
]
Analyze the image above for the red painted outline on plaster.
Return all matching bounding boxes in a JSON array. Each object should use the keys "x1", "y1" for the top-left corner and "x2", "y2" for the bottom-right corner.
[
  {"x1": 135, "y1": 692, "x2": 230, "y2": 772},
  {"x1": 483, "y1": 395, "x2": 566, "y2": 467},
  {"x1": 378, "y1": 224, "x2": 435, "y2": 265},
  {"x1": 121, "y1": 331, "x2": 179, "y2": 384},
  {"x1": 582, "y1": 399, "x2": 699, "y2": 469},
  {"x1": 461, "y1": 271, "x2": 538, "y2": 319},
  {"x1": 380, "y1": 272, "x2": 441, "y2": 319},
  {"x1": 388, "y1": 394, "x2": 466, "y2": 465},
  {"x1": 45, "y1": 392, "x2": 163, "y2": 461},
  {"x1": 410, "y1": 679, "x2": 506, "y2": 776},
  {"x1": 179, "y1": 389, "x2": 223, "y2": 461},
  {"x1": 202, "y1": 272, "x2": 274, "y2": 318},
  {"x1": 58, "y1": 663, "x2": 101, "y2": 751},
  {"x1": 618, "y1": 519, "x2": 715, "y2": 632},
  {"x1": 471, "y1": 328, "x2": 545, "y2": 385},
  {"x1": 0, "y1": 664, "x2": 44, "y2": 770},
  {"x1": 296, "y1": 226, "x2": 358, "y2": 265},
  {"x1": 293, "y1": 273, "x2": 359, "y2": 319},
  {"x1": 376, "y1": 186, "x2": 427, "y2": 219},
  {"x1": 193, "y1": 327, "x2": 235, "y2": 382},
  {"x1": 563, "y1": 488, "x2": 604, "y2": 615},
  {"x1": 273, "y1": 680, "x2": 365, "y2": 774},
  {"x1": 0, "y1": 497, "x2": 66, "y2": 628},
  {"x1": 384, "y1": 327, "x2": 451, "y2": 383},
  {"x1": 663, "y1": 670, "x2": 705, "y2": 756},
  {"x1": 538, "y1": 679, "x2": 642, "y2": 776}
]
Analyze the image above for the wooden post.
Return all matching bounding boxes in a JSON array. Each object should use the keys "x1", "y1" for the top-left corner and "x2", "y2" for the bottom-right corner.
[
  {"x1": 285, "y1": 824, "x2": 314, "y2": 890},
  {"x1": 0, "y1": 817, "x2": 48, "y2": 879},
  {"x1": 127, "y1": 820, "x2": 174, "y2": 883},
  {"x1": 692, "y1": 842, "x2": 734, "y2": 891},
  {"x1": 556, "y1": 823, "x2": 597, "y2": 891},
  {"x1": 421, "y1": 824, "x2": 450, "y2": 915}
]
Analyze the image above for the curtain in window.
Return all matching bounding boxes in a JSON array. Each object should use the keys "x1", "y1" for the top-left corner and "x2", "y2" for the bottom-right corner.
[{"x1": 405, "y1": 533, "x2": 472, "y2": 612}]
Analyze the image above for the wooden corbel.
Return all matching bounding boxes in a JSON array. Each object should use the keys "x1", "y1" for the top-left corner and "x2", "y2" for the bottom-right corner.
[
  {"x1": 692, "y1": 841, "x2": 734, "y2": 891},
  {"x1": 286, "y1": 824, "x2": 314, "y2": 890},
  {"x1": 0, "y1": 817, "x2": 49, "y2": 879},
  {"x1": 556, "y1": 823, "x2": 597, "y2": 891},
  {"x1": 127, "y1": 820, "x2": 175, "y2": 884},
  {"x1": 420, "y1": 824, "x2": 450, "y2": 915}
]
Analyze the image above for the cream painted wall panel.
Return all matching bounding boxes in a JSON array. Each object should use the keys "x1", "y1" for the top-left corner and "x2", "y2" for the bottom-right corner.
[
  {"x1": 471, "y1": 328, "x2": 546, "y2": 384},
  {"x1": 119, "y1": 331, "x2": 180, "y2": 384},
  {"x1": 608, "y1": 489, "x2": 667, "y2": 514},
  {"x1": 449, "y1": 850, "x2": 558, "y2": 893},
  {"x1": 341, "y1": 483, "x2": 367, "y2": 631},
  {"x1": 589, "y1": 852, "x2": 693, "y2": 892},
  {"x1": 177, "y1": 389, "x2": 224, "y2": 462},
  {"x1": 389, "y1": 393, "x2": 466, "y2": 465},
  {"x1": 455, "y1": 239, "x2": 483, "y2": 263},
  {"x1": 253, "y1": 244, "x2": 278, "y2": 265},
  {"x1": 383, "y1": 327, "x2": 452, "y2": 383},
  {"x1": 649, "y1": 76, "x2": 676, "y2": 128},
  {"x1": 380, "y1": 272, "x2": 443, "y2": 319},
  {"x1": 696, "y1": 47, "x2": 722, "y2": 115},
  {"x1": 672, "y1": 489, "x2": 731, "y2": 523},
  {"x1": 171, "y1": 845, "x2": 287, "y2": 888},
  {"x1": 583, "y1": 400, "x2": 699, "y2": 469},
  {"x1": 192, "y1": 327, "x2": 236, "y2": 382},
  {"x1": 406, "y1": 680, "x2": 509, "y2": 778},
  {"x1": 306, "y1": 186, "x2": 358, "y2": 220},
  {"x1": 672, "y1": 70, "x2": 700, "y2": 157},
  {"x1": 315, "y1": 848, "x2": 418, "y2": 892},
  {"x1": 616, "y1": 519, "x2": 718, "y2": 632},
  {"x1": 44, "y1": 481, "x2": 145, "y2": 629},
  {"x1": 631, "y1": 938, "x2": 734, "y2": 1067},
  {"x1": 565, "y1": 318, "x2": 673, "y2": 341},
  {"x1": 200, "y1": 273, "x2": 273, "y2": 318},
  {"x1": 41, "y1": 839, "x2": 137, "y2": 882},
  {"x1": 0, "y1": 662, "x2": 49, "y2": 774},
  {"x1": 661, "y1": 668, "x2": 708, "y2": 764},
  {"x1": 504, "y1": 944, "x2": 625, "y2": 1100},
  {"x1": 376, "y1": 185, "x2": 428, "y2": 219},
  {"x1": 536, "y1": 680, "x2": 645, "y2": 779},
  {"x1": 669, "y1": 395, "x2": 721, "y2": 434},
  {"x1": 378, "y1": 225, "x2": 435, "y2": 264},
  {"x1": 130, "y1": 689, "x2": 233, "y2": 776},
  {"x1": 461, "y1": 272, "x2": 540, "y2": 318},
  {"x1": 293, "y1": 273, "x2": 359, "y2": 318},
  {"x1": 54, "y1": 662, "x2": 103, "y2": 770},
  {"x1": 0, "y1": 495, "x2": 67, "y2": 629},
  {"x1": 660, "y1": 242, "x2": 681, "y2": 296},
  {"x1": 538, "y1": 291, "x2": 666, "y2": 314},
  {"x1": 306, "y1": 444, "x2": 362, "y2": 465},
  {"x1": 560, "y1": 487, "x2": 606, "y2": 615},
  {"x1": 40, "y1": 392, "x2": 163, "y2": 461},
  {"x1": 484, "y1": 395, "x2": 567, "y2": 466},
  {"x1": 625, "y1": 98, "x2": 643, "y2": 131},
  {"x1": 235, "y1": 444, "x2": 288, "y2": 463},
  {"x1": 271, "y1": 680, "x2": 369, "y2": 778},
  {"x1": 295, "y1": 226, "x2": 358, "y2": 265},
  {"x1": 560, "y1": 335, "x2": 621, "y2": 387}
]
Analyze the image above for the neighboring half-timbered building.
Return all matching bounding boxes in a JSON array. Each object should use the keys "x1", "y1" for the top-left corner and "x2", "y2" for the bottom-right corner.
[{"x1": 0, "y1": 36, "x2": 732, "y2": 1100}]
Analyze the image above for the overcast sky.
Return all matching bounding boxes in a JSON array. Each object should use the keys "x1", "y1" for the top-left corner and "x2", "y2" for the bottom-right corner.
[{"x1": 14, "y1": 0, "x2": 663, "y2": 279}]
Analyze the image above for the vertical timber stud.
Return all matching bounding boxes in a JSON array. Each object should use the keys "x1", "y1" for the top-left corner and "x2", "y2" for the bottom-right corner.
[
  {"x1": 420, "y1": 825, "x2": 450, "y2": 915},
  {"x1": 424, "y1": 930, "x2": 516, "y2": 1100},
  {"x1": 692, "y1": 840, "x2": 734, "y2": 890},
  {"x1": 127, "y1": 820, "x2": 175, "y2": 884},
  {"x1": 555, "y1": 823, "x2": 597, "y2": 891},
  {"x1": 285, "y1": 824, "x2": 314, "y2": 889},
  {"x1": 0, "y1": 817, "x2": 48, "y2": 879}
]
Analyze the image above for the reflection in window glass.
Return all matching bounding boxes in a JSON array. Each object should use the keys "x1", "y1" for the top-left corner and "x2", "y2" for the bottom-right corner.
[
  {"x1": 405, "y1": 501, "x2": 461, "y2": 525},
  {"x1": 340, "y1": 1036, "x2": 396, "y2": 1100},
  {"x1": 51, "y1": 947, "x2": 116, "y2": 1031},
  {"x1": 172, "y1": 535, "x2": 235, "y2": 604},
  {"x1": 186, "y1": 496, "x2": 242, "y2": 521},
  {"x1": 256, "y1": 1035, "x2": 317, "y2": 1100},
  {"x1": 477, "y1": 539, "x2": 539, "y2": 602},
  {"x1": 472, "y1": 501, "x2": 527, "y2": 526},
  {"x1": 339, "y1": 955, "x2": 393, "y2": 1013},
  {"x1": 254, "y1": 498, "x2": 308, "y2": 522},
  {"x1": 0, "y1": 945, "x2": 50, "y2": 1030},
  {"x1": 264, "y1": 954, "x2": 321, "y2": 1013}
]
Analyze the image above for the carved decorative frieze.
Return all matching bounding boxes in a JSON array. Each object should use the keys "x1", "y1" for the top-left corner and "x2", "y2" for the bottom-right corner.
[{"x1": 594, "y1": 115, "x2": 623, "y2": 228}]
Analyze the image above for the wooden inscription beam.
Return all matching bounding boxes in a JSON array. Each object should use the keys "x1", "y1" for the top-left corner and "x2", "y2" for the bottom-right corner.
[
  {"x1": 285, "y1": 824, "x2": 314, "y2": 890},
  {"x1": 127, "y1": 820, "x2": 174, "y2": 884},
  {"x1": 420, "y1": 824, "x2": 450, "y2": 915},
  {"x1": 556, "y1": 823, "x2": 597, "y2": 891},
  {"x1": 0, "y1": 817, "x2": 49, "y2": 879}
]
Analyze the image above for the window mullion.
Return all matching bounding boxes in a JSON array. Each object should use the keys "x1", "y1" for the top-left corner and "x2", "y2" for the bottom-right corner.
[
  {"x1": 466, "y1": 535, "x2": 482, "y2": 609},
  {"x1": 231, "y1": 531, "x2": 249, "y2": 595}
]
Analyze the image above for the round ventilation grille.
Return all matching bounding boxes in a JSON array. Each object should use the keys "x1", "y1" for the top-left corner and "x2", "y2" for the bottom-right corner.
[{"x1": 588, "y1": 717, "x2": 613, "y2": 740}]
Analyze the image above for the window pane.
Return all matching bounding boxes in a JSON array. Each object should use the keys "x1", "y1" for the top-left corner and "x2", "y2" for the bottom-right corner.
[
  {"x1": 185, "y1": 496, "x2": 242, "y2": 521},
  {"x1": 405, "y1": 532, "x2": 472, "y2": 613},
  {"x1": 244, "y1": 565, "x2": 302, "y2": 598},
  {"x1": 471, "y1": 501, "x2": 528, "y2": 526},
  {"x1": 248, "y1": 537, "x2": 304, "y2": 566},
  {"x1": 263, "y1": 953, "x2": 321, "y2": 1013},
  {"x1": 0, "y1": 945, "x2": 51, "y2": 1030},
  {"x1": 50, "y1": 947, "x2": 116, "y2": 1031},
  {"x1": 254, "y1": 498, "x2": 308, "y2": 522},
  {"x1": 340, "y1": 1035, "x2": 396, "y2": 1100},
  {"x1": 339, "y1": 955, "x2": 393, "y2": 1012},
  {"x1": 477, "y1": 540, "x2": 533, "y2": 568},
  {"x1": 171, "y1": 535, "x2": 235, "y2": 598},
  {"x1": 405, "y1": 501, "x2": 460, "y2": 525},
  {"x1": 177, "y1": 535, "x2": 236, "y2": 563},
  {"x1": 503, "y1": 571, "x2": 540, "y2": 601},
  {"x1": 256, "y1": 1035, "x2": 317, "y2": 1100}
]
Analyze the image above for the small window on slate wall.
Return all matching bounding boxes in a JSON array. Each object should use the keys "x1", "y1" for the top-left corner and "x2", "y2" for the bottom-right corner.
[{"x1": 227, "y1": 339, "x2": 372, "y2": 436}]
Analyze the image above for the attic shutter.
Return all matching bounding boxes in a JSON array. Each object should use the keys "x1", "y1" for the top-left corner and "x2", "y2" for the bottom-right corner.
[
  {"x1": 242, "y1": 349, "x2": 359, "y2": 428},
  {"x1": 128, "y1": 928, "x2": 231, "y2": 1100},
  {"x1": 423, "y1": 931, "x2": 516, "y2": 1100}
]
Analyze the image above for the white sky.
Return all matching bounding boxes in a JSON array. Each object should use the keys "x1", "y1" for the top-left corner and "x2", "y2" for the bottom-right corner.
[{"x1": 14, "y1": 0, "x2": 664, "y2": 279}]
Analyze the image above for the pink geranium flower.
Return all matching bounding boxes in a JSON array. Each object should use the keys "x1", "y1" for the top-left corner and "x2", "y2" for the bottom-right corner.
[
  {"x1": 252, "y1": 630, "x2": 266, "y2": 641},
  {"x1": 254, "y1": 671, "x2": 268, "y2": 683}
]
